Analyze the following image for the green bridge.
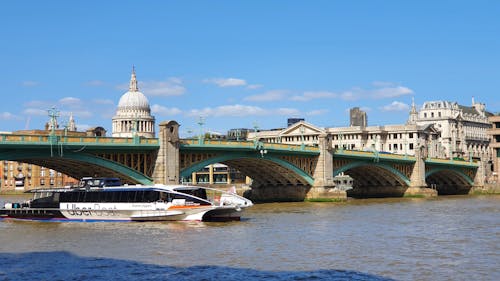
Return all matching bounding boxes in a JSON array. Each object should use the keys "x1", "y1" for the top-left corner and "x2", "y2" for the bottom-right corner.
[{"x1": 0, "y1": 121, "x2": 482, "y2": 200}]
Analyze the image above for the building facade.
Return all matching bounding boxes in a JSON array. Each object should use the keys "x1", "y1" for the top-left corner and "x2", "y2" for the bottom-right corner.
[
  {"x1": 248, "y1": 120, "x2": 439, "y2": 158},
  {"x1": 350, "y1": 107, "x2": 367, "y2": 127},
  {"x1": 487, "y1": 114, "x2": 500, "y2": 183},
  {"x1": 112, "y1": 68, "x2": 155, "y2": 138},
  {"x1": 1, "y1": 161, "x2": 78, "y2": 191},
  {"x1": 248, "y1": 98, "x2": 493, "y2": 162},
  {"x1": 410, "y1": 98, "x2": 492, "y2": 161}
]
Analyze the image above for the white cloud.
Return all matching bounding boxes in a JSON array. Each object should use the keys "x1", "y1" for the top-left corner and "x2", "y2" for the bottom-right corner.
[
  {"x1": 0, "y1": 112, "x2": 21, "y2": 120},
  {"x1": 116, "y1": 77, "x2": 186, "y2": 97},
  {"x1": 306, "y1": 109, "x2": 329, "y2": 116},
  {"x1": 23, "y1": 108, "x2": 48, "y2": 116},
  {"x1": 151, "y1": 104, "x2": 182, "y2": 116},
  {"x1": 187, "y1": 104, "x2": 299, "y2": 118},
  {"x1": 381, "y1": 101, "x2": 410, "y2": 111},
  {"x1": 370, "y1": 86, "x2": 413, "y2": 99},
  {"x1": 247, "y1": 84, "x2": 263, "y2": 90},
  {"x1": 21, "y1": 81, "x2": 39, "y2": 87},
  {"x1": 59, "y1": 97, "x2": 81, "y2": 106},
  {"x1": 204, "y1": 78, "x2": 247, "y2": 87},
  {"x1": 333, "y1": 84, "x2": 413, "y2": 101},
  {"x1": 141, "y1": 78, "x2": 186, "y2": 97},
  {"x1": 291, "y1": 91, "x2": 338, "y2": 101},
  {"x1": 276, "y1": 108, "x2": 301, "y2": 116},
  {"x1": 340, "y1": 90, "x2": 361, "y2": 101},
  {"x1": 244, "y1": 90, "x2": 288, "y2": 102}
]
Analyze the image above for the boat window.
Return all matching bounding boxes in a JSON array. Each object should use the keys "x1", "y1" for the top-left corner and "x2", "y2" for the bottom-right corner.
[
  {"x1": 134, "y1": 191, "x2": 144, "y2": 202},
  {"x1": 143, "y1": 191, "x2": 159, "y2": 202},
  {"x1": 111, "y1": 191, "x2": 121, "y2": 202},
  {"x1": 159, "y1": 191, "x2": 171, "y2": 202},
  {"x1": 176, "y1": 188, "x2": 208, "y2": 200},
  {"x1": 171, "y1": 192, "x2": 211, "y2": 205}
]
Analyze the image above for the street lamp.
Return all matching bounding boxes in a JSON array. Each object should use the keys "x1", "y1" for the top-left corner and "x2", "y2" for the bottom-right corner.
[
  {"x1": 253, "y1": 122, "x2": 259, "y2": 145},
  {"x1": 197, "y1": 116, "x2": 205, "y2": 145}
]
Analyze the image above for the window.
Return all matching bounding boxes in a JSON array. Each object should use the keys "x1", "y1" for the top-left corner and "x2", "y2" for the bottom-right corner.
[
  {"x1": 409, "y1": 133, "x2": 413, "y2": 138},
  {"x1": 409, "y1": 143, "x2": 414, "y2": 150},
  {"x1": 424, "y1": 113, "x2": 427, "y2": 118}
]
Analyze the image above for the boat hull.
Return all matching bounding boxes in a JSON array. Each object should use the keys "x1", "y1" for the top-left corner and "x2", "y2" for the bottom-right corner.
[{"x1": 0, "y1": 206, "x2": 243, "y2": 222}]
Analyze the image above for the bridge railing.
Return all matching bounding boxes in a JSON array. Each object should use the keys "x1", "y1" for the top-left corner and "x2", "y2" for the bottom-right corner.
[
  {"x1": 335, "y1": 150, "x2": 415, "y2": 160},
  {"x1": 0, "y1": 134, "x2": 159, "y2": 146},
  {"x1": 426, "y1": 157, "x2": 478, "y2": 167},
  {"x1": 335, "y1": 150, "x2": 479, "y2": 167},
  {"x1": 180, "y1": 139, "x2": 320, "y2": 152}
]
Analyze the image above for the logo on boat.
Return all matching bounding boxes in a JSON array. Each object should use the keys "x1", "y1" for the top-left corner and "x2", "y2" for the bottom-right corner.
[{"x1": 64, "y1": 203, "x2": 117, "y2": 216}]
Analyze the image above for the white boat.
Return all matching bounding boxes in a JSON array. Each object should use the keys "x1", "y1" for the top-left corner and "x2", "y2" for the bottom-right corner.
[{"x1": 0, "y1": 179, "x2": 253, "y2": 222}]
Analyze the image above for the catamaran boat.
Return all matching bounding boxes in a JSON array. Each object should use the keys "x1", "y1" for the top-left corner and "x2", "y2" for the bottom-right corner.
[{"x1": 0, "y1": 178, "x2": 253, "y2": 222}]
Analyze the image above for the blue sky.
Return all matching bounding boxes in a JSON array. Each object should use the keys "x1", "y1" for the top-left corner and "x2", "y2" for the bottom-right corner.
[{"x1": 1, "y1": 1, "x2": 499, "y2": 136}]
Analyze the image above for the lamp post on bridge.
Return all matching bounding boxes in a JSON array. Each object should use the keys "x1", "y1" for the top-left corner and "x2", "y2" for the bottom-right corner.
[
  {"x1": 197, "y1": 116, "x2": 205, "y2": 145},
  {"x1": 253, "y1": 122, "x2": 259, "y2": 146}
]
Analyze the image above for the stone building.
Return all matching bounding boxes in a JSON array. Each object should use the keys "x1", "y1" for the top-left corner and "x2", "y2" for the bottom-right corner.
[
  {"x1": 112, "y1": 68, "x2": 155, "y2": 138},
  {"x1": 410, "y1": 98, "x2": 492, "y2": 161},
  {"x1": 488, "y1": 114, "x2": 500, "y2": 183},
  {"x1": 350, "y1": 107, "x2": 367, "y2": 127},
  {"x1": 248, "y1": 98, "x2": 493, "y2": 162}
]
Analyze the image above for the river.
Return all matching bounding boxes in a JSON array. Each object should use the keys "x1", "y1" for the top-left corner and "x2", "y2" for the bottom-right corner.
[{"x1": 0, "y1": 195, "x2": 499, "y2": 280}]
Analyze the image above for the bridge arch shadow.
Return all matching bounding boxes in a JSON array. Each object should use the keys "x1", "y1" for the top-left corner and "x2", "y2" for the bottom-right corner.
[
  {"x1": 181, "y1": 153, "x2": 315, "y2": 202},
  {"x1": 0, "y1": 151, "x2": 153, "y2": 185},
  {"x1": 334, "y1": 162, "x2": 411, "y2": 198},
  {"x1": 426, "y1": 168, "x2": 474, "y2": 195}
]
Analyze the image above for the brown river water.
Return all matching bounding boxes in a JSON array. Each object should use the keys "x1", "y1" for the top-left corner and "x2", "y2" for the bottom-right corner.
[{"x1": 0, "y1": 195, "x2": 499, "y2": 280}]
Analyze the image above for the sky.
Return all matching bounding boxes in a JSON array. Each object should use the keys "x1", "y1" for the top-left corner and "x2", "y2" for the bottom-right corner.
[{"x1": 1, "y1": 1, "x2": 499, "y2": 137}]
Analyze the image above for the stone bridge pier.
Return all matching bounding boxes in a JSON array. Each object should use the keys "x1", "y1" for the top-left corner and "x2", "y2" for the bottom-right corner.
[
  {"x1": 152, "y1": 121, "x2": 180, "y2": 185},
  {"x1": 405, "y1": 145, "x2": 438, "y2": 197},
  {"x1": 307, "y1": 133, "x2": 347, "y2": 201}
]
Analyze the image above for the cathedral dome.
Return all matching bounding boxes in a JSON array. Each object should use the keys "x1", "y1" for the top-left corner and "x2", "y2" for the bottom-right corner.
[
  {"x1": 115, "y1": 67, "x2": 151, "y2": 114},
  {"x1": 117, "y1": 90, "x2": 150, "y2": 111},
  {"x1": 112, "y1": 67, "x2": 156, "y2": 138}
]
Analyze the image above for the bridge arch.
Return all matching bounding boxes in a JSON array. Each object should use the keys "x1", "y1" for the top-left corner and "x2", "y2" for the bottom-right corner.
[
  {"x1": 425, "y1": 168, "x2": 474, "y2": 195},
  {"x1": 334, "y1": 161, "x2": 411, "y2": 186},
  {"x1": 180, "y1": 153, "x2": 315, "y2": 187},
  {"x1": 0, "y1": 151, "x2": 153, "y2": 185},
  {"x1": 333, "y1": 161, "x2": 411, "y2": 198}
]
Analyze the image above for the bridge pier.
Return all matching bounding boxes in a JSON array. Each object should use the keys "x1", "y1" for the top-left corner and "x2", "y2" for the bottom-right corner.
[
  {"x1": 405, "y1": 145, "x2": 437, "y2": 197},
  {"x1": 307, "y1": 133, "x2": 347, "y2": 201},
  {"x1": 152, "y1": 121, "x2": 180, "y2": 185}
]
